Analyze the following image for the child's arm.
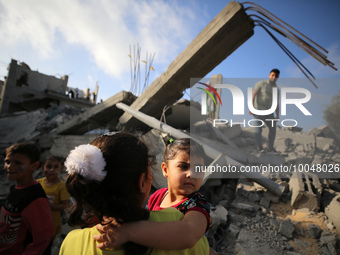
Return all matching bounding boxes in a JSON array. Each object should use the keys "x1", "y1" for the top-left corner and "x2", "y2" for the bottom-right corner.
[{"x1": 94, "y1": 210, "x2": 207, "y2": 250}]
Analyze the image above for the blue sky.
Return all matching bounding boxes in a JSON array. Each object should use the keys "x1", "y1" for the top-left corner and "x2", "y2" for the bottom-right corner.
[{"x1": 0, "y1": 0, "x2": 339, "y2": 131}]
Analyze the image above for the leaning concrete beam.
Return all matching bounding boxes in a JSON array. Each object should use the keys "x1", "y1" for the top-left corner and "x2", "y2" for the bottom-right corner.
[
  {"x1": 56, "y1": 91, "x2": 135, "y2": 135},
  {"x1": 119, "y1": 1, "x2": 254, "y2": 130},
  {"x1": 289, "y1": 172, "x2": 320, "y2": 211},
  {"x1": 116, "y1": 102, "x2": 285, "y2": 197}
]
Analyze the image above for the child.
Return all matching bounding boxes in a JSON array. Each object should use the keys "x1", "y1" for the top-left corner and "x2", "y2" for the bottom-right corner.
[
  {"x1": 37, "y1": 155, "x2": 70, "y2": 253},
  {"x1": 0, "y1": 143, "x2": 54, "y2": 254},
  {"x1": 59, "y1": 132, "x2": 210, "y2": 254},
  {"x1": 94, "y1": 138, "x2": 214, "y2": 254}
]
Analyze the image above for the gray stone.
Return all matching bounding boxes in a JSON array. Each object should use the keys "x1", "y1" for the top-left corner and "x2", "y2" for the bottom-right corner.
[
  {"x1": 248, "y1": 192, "x2": 261, "y2": 203},
  {"x1": 325, "y1": 194, "x2": 340, "y2": 234},
  {"x1": 307, "y1": 224, "x2": 322, "y2": 239},
  {"x1": 321, "y1": 246, "x2": 333, "y2": 255},
  {"x1": 231, "y1": 202, "x2": 256, "y2": 216},
  {"x1": 327, "y1": 243, "x2": 338, "y2": 255},
  {"x1": 320, "y1": 231, "x2": 337, "y2": 246},
  {"x1": 278, "y1": 218, "x2": 294, "y2": 239},
  {"x1": 210, "y1": 205, "x2": 228, "y2": 232},
  {"x1": 228, "y1": 223, "x2": 240, "y2": 239},
  {"x1": 260, "y1": 197, "x2": 271, "y2": 208}
]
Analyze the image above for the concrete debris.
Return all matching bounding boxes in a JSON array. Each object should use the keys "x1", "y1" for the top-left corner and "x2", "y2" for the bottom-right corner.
[
  {"x1": 325, "y1": 194, "x2": 340, "y2": 235},
  {"x1": 289, "y1": 172, "x2": 321, "y2": 212},
  {"x1": 142, "y1": 130, "x2": 168, "y2": 189},
  {"x1": 56, "y1": 91, "x2": 136, "y2": 135},
  {"x1": 0, "y1": 60, "x2": 339, "y2": 255},
  {"x1": 278, "y1": 218, "x2": 295, "y2": 239},
  {"x1": 209, "y1": 205, "x2": 228, "y2": 233},
  {"x1": 307, "y1": 223, "x2": 322, "y2": 239},
  {"x1": 206, "y1": 177, "x2": 340, "y2": 254}
]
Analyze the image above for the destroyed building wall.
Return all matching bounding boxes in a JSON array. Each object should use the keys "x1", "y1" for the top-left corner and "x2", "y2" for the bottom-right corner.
[{"x1": 0, "y1": 59, "x2": 96, "y2": 115}]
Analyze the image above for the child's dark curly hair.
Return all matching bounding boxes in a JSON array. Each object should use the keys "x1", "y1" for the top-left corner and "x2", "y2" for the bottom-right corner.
[
  {"x1": 164, "y1": 138, "x2": 206, "y2": 163},
  {"x1": 66, "y1": 132, "x2": 154, "y2": 255}
]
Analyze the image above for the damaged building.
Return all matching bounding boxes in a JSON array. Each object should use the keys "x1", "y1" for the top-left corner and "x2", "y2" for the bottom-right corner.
[{"x1": 0, "y1": 59, "x2": 98, "y2": 115}]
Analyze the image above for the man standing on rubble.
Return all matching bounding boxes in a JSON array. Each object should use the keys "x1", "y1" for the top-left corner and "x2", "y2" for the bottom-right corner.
[{"x1": 249, "y1": 68, "x2": 280, "y2": 152}]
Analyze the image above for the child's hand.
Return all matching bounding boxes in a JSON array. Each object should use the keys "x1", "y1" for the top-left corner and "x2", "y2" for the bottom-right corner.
[{"x1": 93, "y1": 222, "x2": 129, "y2": 249}]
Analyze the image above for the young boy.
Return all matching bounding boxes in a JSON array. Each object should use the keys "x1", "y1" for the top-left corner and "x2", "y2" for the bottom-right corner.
[
  {"x1": 38, "y1": 155, "x2": 70, "y2": 254},
  {"x1": 0, "y1": 143, "x2": 54, "y2": 254}
]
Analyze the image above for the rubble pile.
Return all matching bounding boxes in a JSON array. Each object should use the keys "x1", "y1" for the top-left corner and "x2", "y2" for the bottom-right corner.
[{"x1": 203, "y1": 178, "x2": 339, "y2": 255}]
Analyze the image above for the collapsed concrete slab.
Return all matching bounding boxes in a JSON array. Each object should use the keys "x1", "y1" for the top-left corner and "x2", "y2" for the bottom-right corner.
[
  {"x1": 118, "y1": 1, "x2": 254, "y2": 130},
  {"x1": 49, "y1": 134, "x2": 99, "y2": 157},
  {"x1": 325, "y1": 194, "x2": 340, "y2": 234},
  {"x1": 56, "y1": 91, "x2": 135, "y2": 135},
  {"x1": 0, "y1": 109, "x2": 48, "y2": 145},
  {"x1": 289, "y1": 172, "x2": 322, "y2": 212}
]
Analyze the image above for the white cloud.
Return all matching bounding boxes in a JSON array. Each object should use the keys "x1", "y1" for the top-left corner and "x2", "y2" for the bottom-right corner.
[{"x1": 0, "y1": 0, "x2": 202, "y2": 80}]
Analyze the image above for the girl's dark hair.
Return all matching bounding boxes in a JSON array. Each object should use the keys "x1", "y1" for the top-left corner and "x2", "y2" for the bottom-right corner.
[
  {"x1": 66, "y1": 132, "x2": 154, "y2": 255},
  {"x1": 164, "y1": 138, "x2": 206, "y2": 163}
]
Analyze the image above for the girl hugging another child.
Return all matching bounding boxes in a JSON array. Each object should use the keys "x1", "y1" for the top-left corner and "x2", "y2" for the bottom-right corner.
[
  {"x1": 60, "y1": 133, "x2": 212, "y2": 255},
  {"x1": 94, "y1": 137, "x2": 215, "y2": 254}
]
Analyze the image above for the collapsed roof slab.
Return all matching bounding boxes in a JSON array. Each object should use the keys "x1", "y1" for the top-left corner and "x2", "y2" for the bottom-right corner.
[
  {"x1": 56, "y1": 91, "x2": 135, "y2": 135},
  {"x1": 119, "y1": 1, "x2": 254, "y2": 130}
]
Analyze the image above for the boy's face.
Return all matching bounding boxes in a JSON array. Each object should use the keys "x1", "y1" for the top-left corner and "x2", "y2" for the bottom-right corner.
[
  {"x1": 4, "y1": 153, "x2": 39, "y2": 186},
  {"x1": 42, "y1": 159, "x2": 62, "y2": 180}
]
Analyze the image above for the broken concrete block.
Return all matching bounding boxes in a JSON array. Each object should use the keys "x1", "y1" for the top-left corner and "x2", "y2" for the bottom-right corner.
[
  {"x1": 296, "y1": 144, "x2": 305, "y2": 152},
  {"x1": 316, "y1": 136, "x2": 335, "y2": 151},
  {"x1": 50, "y1": 134, "x2": 99, "y2": 157},
  {"x1": 318, "y1": 125, "x2": 335, "y2": 139},
  {"x1": 326, "y1": 243, "x2": 338, "y2": 255},
  {"x1": 209, "y1": 205, "x2": 228, "y2": 232},
  {"x1": 325, "y1": 194, "x2": 340, "y2": 234},
  {"x1": 307, "y1": 224, "x2": 322, "y2": 239},
  {"x1": 231, "y1": 202, "x2": 256, "y2": 217},
  {"x1": 248, "y1": 192, "x2": 261, "y2": 203},
  {"x1": 142, "y1": 130, "x2": 167, "y2": 189},
  {"x1": 278, "y1": 218, "x2": 295, "y2": 239},
  {"x1": 227, "y1": 223, "x2": 240, "y2": 239},
  {"x1": 218, "y1": 124, "x2": 242, "y2": 140},
  {"x1": 289, "y1": 172, "x2": 320, "y2": 212},
  {"x1": 260, "y1": 197, "x2": 271, "y2": 208},
  {"x1": 263, "y1": 192, "x2": 280, "y2": 203},
  {"x1": 235, "y1": 180, "x2": 256, "y2": 198},
  {"x1": 307, "y1": 127, "x2": 322, "y2": 136},
  {"x1": 320, "y1": 231, "x2": 337, "y2": 246},
  {"x1": 323, "y1": 143, "x2": 333, "y2": 151}
]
